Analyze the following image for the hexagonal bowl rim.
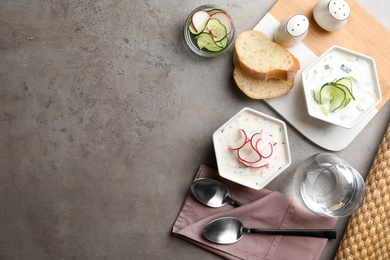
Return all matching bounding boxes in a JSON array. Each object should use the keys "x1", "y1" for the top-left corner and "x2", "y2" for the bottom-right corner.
[
  {"x1": 301, "y1": 45, "x2": 382, "y2": 129},
  {"x1": 212, "y1": 107, "x2": 291, "y2": 190}
]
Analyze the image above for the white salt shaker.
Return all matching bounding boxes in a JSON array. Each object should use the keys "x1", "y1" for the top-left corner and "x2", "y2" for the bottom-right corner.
[
  {"x1": 313, "y1": 0, "x2": 351, "y2": 32},
  {"x1": 275, "y1": 14, "x2": 309, "y2": 48}
]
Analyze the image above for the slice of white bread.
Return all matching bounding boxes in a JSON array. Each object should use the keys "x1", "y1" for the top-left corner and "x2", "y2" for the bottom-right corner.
[
  {"x1": 233, "y1": 65, "x2": 294, "y2": 99},
  {"x1": 235, "y1": 30, "x2": 300, "y2": 80}
]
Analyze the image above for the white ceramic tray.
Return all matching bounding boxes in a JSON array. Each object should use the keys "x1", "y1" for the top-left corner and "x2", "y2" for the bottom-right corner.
[{"x1": 254, "y1": 13, "x2": 378, "y2": 151}]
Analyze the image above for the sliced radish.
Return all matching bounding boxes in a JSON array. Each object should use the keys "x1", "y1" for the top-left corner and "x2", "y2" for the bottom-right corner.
[
  {"x1": 210, "y1": 12, "x2": 233, "y2": 35},
  {"x1": 259, "y1": 142, "x2": 273, "y2": 159},
  {"x1": 191, "y1": 10, "x2": 210, "y2": 32},
  {"x1": 188, "y1": 23, "x2": 200, "y2": 35},
  {"x1": 208, "y1": 29, "x2": 218, "y2": 38},
  {"x1": 227, "y1": 128, "x2": 276, "y2": 169},
  {"x1": 228, "y1": 129, "x2": 247, "y2": 150},
  {"x1": 237, "y1": 141, "x2": 261, "y2": 164},
  {"x1": 250, "y1": 132, "x2": 262, "y2": 151},
  {"x1": 238, "y1": 156, "x2": 269, "y2": 169},
  {"x1": 238, "y1": 158, "x2": 252, "y2": 168},
  {"x1": 250, "y1": 158, "x2": 269, "y2": 169}
]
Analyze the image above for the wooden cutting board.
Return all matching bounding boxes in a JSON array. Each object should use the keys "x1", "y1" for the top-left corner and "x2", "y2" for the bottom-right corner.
[{"x1": 270, "y1": 0, "x2": 390, "y2": 110}]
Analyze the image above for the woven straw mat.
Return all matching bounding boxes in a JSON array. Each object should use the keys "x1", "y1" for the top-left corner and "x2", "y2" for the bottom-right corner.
[{"x1": 335, "y1": 123, "x2": 390, "y2": 259}]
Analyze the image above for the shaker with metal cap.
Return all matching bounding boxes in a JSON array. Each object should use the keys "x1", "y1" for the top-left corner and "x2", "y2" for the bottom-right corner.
[
  {"x1": 313, "y1": 0, "x2": 351, "y2": 32},
  {"x1": 275, "y1": 14, "x2": 309, "y2": 48}
]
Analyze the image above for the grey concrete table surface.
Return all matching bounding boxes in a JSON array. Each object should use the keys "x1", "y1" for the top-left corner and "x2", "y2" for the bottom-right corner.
[{"x1": 0, "y1": 0, "x2": 389, "y2": 259}]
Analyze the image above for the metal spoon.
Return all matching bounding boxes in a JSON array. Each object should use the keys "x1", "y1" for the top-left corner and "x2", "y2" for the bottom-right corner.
[
  {"x1": 203, "y1": 217, "x2": 337, "y2": 244},
  {"x1": 190, "y1": 178, "x2": 244, "y2": 208}
]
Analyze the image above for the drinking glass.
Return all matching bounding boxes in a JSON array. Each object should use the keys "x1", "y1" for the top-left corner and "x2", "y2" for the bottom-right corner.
[{"x1": 299, "y1": 153, "x2": 365, "y2": 217}]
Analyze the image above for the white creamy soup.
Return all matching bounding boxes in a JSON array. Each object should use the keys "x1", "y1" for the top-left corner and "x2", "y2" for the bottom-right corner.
[
  {"x1": 213, "y1": 108, "x2": 291, "y2": 190},
  {"x1": 303, "y1": 47, "x2": 381, "y2": 128}
]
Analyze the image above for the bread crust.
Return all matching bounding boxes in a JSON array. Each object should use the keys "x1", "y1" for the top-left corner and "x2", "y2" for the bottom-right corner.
[
  {"x1": 233, "y1": 65, "x2": 294, "y2": 100},
  {"x1": 235, "y1": 30, "x2": 300, "y2": 81}
]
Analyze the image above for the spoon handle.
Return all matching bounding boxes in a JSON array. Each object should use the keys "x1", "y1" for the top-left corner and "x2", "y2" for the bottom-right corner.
[
  {"x1": 246, "y1": 228, "x2": 337, "y2": 239},
  {"x1": 231, "y1": 200, "x2": 244, "y2": 207},
  {"x1": 224, "y1": 196, "x2": 244, "y2": 207}
]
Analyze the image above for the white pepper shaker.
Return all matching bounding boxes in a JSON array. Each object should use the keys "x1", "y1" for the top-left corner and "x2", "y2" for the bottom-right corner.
[
  {"x1": 313, "y1": 0, "x2": 351, "y2": 32},
  {"x1": 275, "y1": 14, "x2": 309, "y2": 48}
]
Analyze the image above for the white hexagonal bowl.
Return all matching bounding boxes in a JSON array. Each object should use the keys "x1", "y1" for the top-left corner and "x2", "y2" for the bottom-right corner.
[
  {"x1": 212, "y1": 107, "x2": 291, "y2": 190},
  {"x1": 302, "y1": 46, "x2": 382, "y2": 129}
]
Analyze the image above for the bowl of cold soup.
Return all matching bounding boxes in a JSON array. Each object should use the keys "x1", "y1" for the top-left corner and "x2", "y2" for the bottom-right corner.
[
  {"x1": 212, "y1": 107, "x2": 291, "y2": 190},
  {"x1": 302, "y1": 46, "x2": 382, "y2": 128}
]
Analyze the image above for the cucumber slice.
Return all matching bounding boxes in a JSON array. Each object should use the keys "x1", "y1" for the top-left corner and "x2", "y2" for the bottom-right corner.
[
  {"x1": 207, "y1": 9, "x2": 224, "y2": 15},
  {"x1": 195, "y1": 32, "x2": 223, "y2": 52},
  {"x1": 188, "y1": 23, "x2": 201, "y2": 35},
  {"x1": 334, "y1": 83, "x2": 352, "y2": 107},
  {"x1": 204, "y1": 18, "x2": 227, "y2": 41},
  {"x1": 335, "y1": 77, "x2": 352, "y2": 90},
  {"x1": 336, "y1": 84, "x2": 352, "y2": 107},
  {"x1": 314, "y1": 77, "x2": 355, "y2": 112},
  {"x1": 335, "y1": 77, "x2": 354, "y2": 99},
  {"x1": 319, "y1": 83, "x2": 347, "y2": 112},
  {"x1": 329, "y1": 86, "x2": 346, "y2": 112},
  {"x1": 334, "y1": 83, "x2": 353, "y2": 98},
  {"x1": 215, "y1": 37, "x2": 228, "y2": 48},
  {"x1": 318, "y1": 83, "x2": 334, "y2": 104}
]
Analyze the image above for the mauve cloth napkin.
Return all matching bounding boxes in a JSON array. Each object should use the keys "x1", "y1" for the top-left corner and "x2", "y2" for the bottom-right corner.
[{"x1": 172, "y1": 164, "x2": 337, "y2": 260}]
